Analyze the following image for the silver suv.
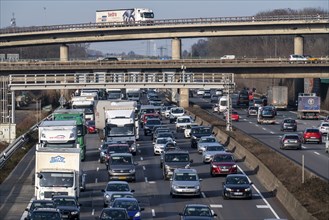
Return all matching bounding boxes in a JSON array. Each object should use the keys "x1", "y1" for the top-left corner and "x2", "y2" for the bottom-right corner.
[{"x1": 170, "y1": 168, "x2": 202, "y2": 198}]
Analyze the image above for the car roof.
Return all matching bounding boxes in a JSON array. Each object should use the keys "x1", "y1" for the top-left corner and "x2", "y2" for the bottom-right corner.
[
  {"x1": 174, "y1": 168, "x2": 197, "y2": 174},
  {"x1": 52, "y1": 196, "x2": 77, "y2": 200},
  {"x1": 112, "y1": 197, "x2": 138, "y2": 202},
  {"x1": 165, "y1": 150, "x2": 189, "y2": 154},
  {"x1": 185, "y1": 204, "x2": 210, "y2": 208},
  {"x1": 213, "y1": 152, "x2": 233, "y2": 156},
  {"x1": 226, "y1": 173, "x2": 249, "y2": 179},
  {"x1": 107, "y1": 181, "x2": 129, "y2": 185}
]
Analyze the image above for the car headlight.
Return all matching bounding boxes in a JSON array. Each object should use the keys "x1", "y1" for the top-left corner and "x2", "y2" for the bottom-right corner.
[
  {"x1": 185, "y1": 164, "x2": 190, "y2": 169},
  {"x1": 129, "y1": 169, "x2": 135, "y2": 173},
  {"x1": 232, "y1": 164, "x2": 237, "y2": 168},
  {"x1": 172, "y1": 184, "x2": 179, "y2": 189},
  {"x1": 225, "y1": 187, "x2": 232, "y2": 192},
  {"x1": 192, "y1": 136, "x2": 197, "y2": 139},
  {"x1": 195, "y1": 185, "x2": 200, "y2": 189},
  {"x1": 130, "y1": 143, "x2": 136, "y2": 151},
  {"x1": 245, "y1": 187, "x2": 251, "y2": 192},
  {"x1": 134, "y1": 211, "x2": 141, "y2": 217},
  {"x1": 144, "y1": 126, "x2": 149, "y2": 129},
  {"x1": 71, "y1": 211, "x2": 78, "y2": 215},
  {"x1": 105, "y1": 194, "x2": 110, "y2": 199},
  {"x1": 165, "y1": 165, "x2": 171, "y2": 170},
  {"x1": 212, "y1": 164, "x2": 218, "y2": 168}
]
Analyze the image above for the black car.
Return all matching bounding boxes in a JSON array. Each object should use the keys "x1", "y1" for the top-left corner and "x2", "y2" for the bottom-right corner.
[
  {"x1": 190, "y1": 126, "x2": 212, "y2": 148},
  {"x1": 222, "y1": 174, "x2": 253, "y2": 200},
  {"x1": 29, "y1": 208, "x2": 62, "y2": 220},
  {"x1": 52, "y1": 196, "x2": 81, "y2": 220},
  {"x1": 281, "y1": 118, "x2": 297, "y2": 132},
  {"x1": 144, "y1": 118, "x2": 161, "y2": 136},
  {"x1": 25, "y1": 200, "x2": 56, "y2": 220}
]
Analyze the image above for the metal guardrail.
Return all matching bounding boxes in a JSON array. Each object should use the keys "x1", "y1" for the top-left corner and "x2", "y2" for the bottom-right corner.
[
  {"x1": 0, "y1": 14, "x2": 327, "y2": 34},
  {"x1": 0, "y1": 115, "x2": 52, "y2": 169}
]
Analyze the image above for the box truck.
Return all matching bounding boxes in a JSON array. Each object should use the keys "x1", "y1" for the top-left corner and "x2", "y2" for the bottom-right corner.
[
  {"x1": 267, "y1": 86, "x2": 288, "y2": 110},
  {"x1": 35, "y1": 148, "x2": 86, "y2": 200},
  {"x1": 297, "y1": 93, "x2": 320, "y2": 119}
]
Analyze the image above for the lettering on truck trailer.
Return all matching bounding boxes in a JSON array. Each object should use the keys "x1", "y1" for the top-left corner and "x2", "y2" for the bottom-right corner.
[
  {"x1": 50, "y1": 156, "x2": 66, "y2": 163},
  {"x1": 108, "y1": 12, "x2": 117, "y2": 17}
]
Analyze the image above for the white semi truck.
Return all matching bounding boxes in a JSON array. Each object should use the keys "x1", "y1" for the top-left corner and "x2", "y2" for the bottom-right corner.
[
  {"x1": 37, "y1": 120, "x2": 79, "y2": 150},
  {"x1": 94, "y1": 100, "x2": 139, "y2": 155},
  {"x1": 71, "y1": 96, "x2": 95, "y2": 121},
  {"x1": 126, "y1": 89, "x2": 141, "y2": 101},
  {"x1": 96, "y1": 8, "x2": 154, "y2": 23},
  {"x1": 35, "y1": 148, "x2": 86, "y2": 200}
]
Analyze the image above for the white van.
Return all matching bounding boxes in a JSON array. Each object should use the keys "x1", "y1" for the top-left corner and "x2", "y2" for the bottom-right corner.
[
  {"x1": 219, "y1": 97, "x2": 228, "y2": 113},
  {"x1": 220, "y1": 55, "x2": 236, "y2": 60}
]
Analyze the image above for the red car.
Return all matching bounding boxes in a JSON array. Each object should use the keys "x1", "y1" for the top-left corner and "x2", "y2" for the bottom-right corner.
[
  {"x1": 85, "y1": 120, "x2": 97, "y2": 134},
  {"x1": 210, "y1": 152, "x2": 237, "y2": 176},
  {"x1": 223, "y1": 110, "x2": 240, "y2": 121},
  {"x1": 302, "y1": 128, "x2": 322, "y2": 144}
]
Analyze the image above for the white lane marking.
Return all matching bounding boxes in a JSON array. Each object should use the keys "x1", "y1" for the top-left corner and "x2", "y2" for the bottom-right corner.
[
  {"x1": 148, "y1": 181, "x2": 156, "y2": 184},
  {"x1": 262, "y1": 127, "x2": 267, "y2": 131},
  {"x1": 249, "y1": 121, "x2": 253, "y2": 124},
  {"x1": 143, "y1": 166, "x2": 146, "y2": 170},
  {"x1": 302, "y1": 146, "x2": 306, "y2": 149},
  {"x1": 152, "y1": 209, "x2": 156, "y2": 217},
  {"x1": 145, "y1": 177, "x2": 148, "y2": 183},
  {"x1": 95, "y1": 178, "x2": 98, "y2": 184},
  {"x1": 140, "y1": 157, "x2": 143, "y2": 161},
  {"x1": 210, "y1": 204, "x2": 223, "y2": 208},
  {"x1": 252, "y1": 193, "x2": 260, "y2": 197},
  {"x1": 237, "y1": 166, "x2": 280, "y2": 219},
  {"x1": 255, "y1": 124, "x2": 259, "y2": 127},
  {"x1": 314, "y1": 152, "x2": 320, "y2": 156},
  {"x1": 92, "y1": 209, "x2": 95, "y2": 215},
  {"x1": 270, "y1": 131, "x2": 275, "y2": 134},
  {"x1": 201, "y1": 192, "x2": 206, "y2": 198},
  {"x1": 97, "y1": 167, "x2": 99, "y2": 172},
  {"x1": 257, "y1": 205, "x2": 269, "y2": 208}
]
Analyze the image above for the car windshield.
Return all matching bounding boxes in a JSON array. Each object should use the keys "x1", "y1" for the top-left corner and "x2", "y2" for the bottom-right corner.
[
  {"x1": 110, "y1": 156, "x2": 132, "y2": 165},
  {"x1": 284, "y1": 119, "x2": 295, "y2": 123},
  {"x1": 226, "y1": 176, "x2": 249, "y2": 185},
  {"x1": 206, "y1": 146, "x2": 225, "y2": 151},
  {"x1": 146, "y1": 120, "x2": 161, "y2": 125},
  {"x1": 306, "y1": 129, "x2": 319, "y2": 133},
  {"x1": 172, "y1": 108, "x2": 184, "y2": 114},
  {"x1": 101, "y1": 209, "x2": 127, "y2": 219},
  {"x1": 285, "y1": 135, "x2": 299, "y2": 140},
  {"x1": 184, "y1": 207, "x2": 211, "y2": 216},
  {"x1": 158, "y1": 133, "x2": 173, "y2": 139},
  {"x1": 113, "y1": 200, "x2": 139, "y2": 211},
  {"x1": 174, "y1": 173, "x2": 197, "y2": 181},
  {"x1": 200, "y1": 138, "x2": 216, "y2": 143},
  {"x1": 157, "y1": 138, "x2": 172, "y2": 144},
  {"x1": 213, "y1": 154, "x2": 234, "y2": 162},
  {"x1": 178, "y1": 118, "x2": 191, "y2": 123},
  {"x1": 107, "y1": 146, "x2": 129, "y2": 153},
  {"x1": 106, "y1": 183, "x2": 129, "y2": 192},
  {"x1": 53, "y1": 198, "x2": 77, "y2": 207},
  {"x1": 30, "y1": 202, "x2": 55, "y2": 211},
  {"x1": 192, "y1": 128, "x2": 211, "y2": 134},
  {"x1": 165, "y1": 154, "x2": 189, "y2": 162}
]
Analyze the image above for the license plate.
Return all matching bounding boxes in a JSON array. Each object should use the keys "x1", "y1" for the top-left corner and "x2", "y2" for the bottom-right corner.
[
  {"x1": 118, "y1": 176, "x2": 126, "y2": 180},
  {"x1": 310, "y1": 137, "x2": 316, "y2": 139},
  {"x1": 289, "y1": 140, "x2": 297, "y2": 143},
  {"x1": 234, "y1": 192, "x2": 243, "y2": 195},
  {"x1": 221, "y1": 169, "x2": 229, "y2": 172}
]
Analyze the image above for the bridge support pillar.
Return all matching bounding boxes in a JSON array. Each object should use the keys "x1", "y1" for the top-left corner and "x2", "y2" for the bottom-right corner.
[
  {"x1": 179, "y1": 88, "x2": 189, "y2": 108},
  {"x1": 294, "y1": 35, "x2": 304, "y2": 55},
  {"x1": 60, "y1": 44, "x2": 69, "y2": 61},
  {"x1": 171, "y1": 38, "x2": 181, "y2": 103},
  {"x1": 172, "y1": 38, "x2": 181, "y2": 60}
]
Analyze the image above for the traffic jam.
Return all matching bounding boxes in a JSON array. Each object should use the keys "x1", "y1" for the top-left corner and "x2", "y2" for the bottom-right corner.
[{"x1": 22, "y1": 87, "x2": 327, "y2": 220}]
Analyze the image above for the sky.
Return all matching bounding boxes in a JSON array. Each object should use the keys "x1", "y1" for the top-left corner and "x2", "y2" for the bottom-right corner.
[{"x1": 1, "y1": 0, "x2": 328, "y2": 56}]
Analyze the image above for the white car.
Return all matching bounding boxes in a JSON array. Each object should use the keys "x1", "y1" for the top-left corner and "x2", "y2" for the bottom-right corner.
[
  {"x1": 175, "y1": 116, "x2": 194, "y2": 132},
  {"x1": 184, "y1": 123, "x2": 199, "y2": 138},
  {"x1": 153, "y1": 137, "x2": 175, "y2": 155},
  {"x1": 202, "y1": 144, "x2": 226, "y2": 163},
  {"x1": 318, "y1": 122, "x2": 329, "y2": 135},
  {"x1": 197, "y1": 89, "x2": 205, "y2": 96},
  {"x1": 288, "y1": 54, "x2": 307, "y2": 62},
  {"x1": 197, "y1": 135, "x2": 218, "y2": 153},
  {"x1": 169, "y1": 107, "x2": 185, "y2": 123}
]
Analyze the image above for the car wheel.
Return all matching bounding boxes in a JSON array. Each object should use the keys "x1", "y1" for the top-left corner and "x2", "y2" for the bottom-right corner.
[
  {"x1": 223, "y1": 194, "x2": 228, "y2": 200},
  {"x1": 103, "y1": 203, "x2": 107, "y2": 208},
  {"x1": 210, "y1": 171, "x2": 215, "y2": 177},
  {"x1": 170, "y1": 192, "x2": 176, "y2": 198}
]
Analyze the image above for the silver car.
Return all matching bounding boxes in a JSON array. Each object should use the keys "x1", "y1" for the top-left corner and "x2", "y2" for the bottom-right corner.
[
  {"x1": 170, "y1": 168, "x2": 202, "y2": 198},
  {"x1": 202, "y1": 144, "x2": 226, "y2": 163},
  {"x1": 101, "y1": 181, "x2": 134, "y2": 207},
  {"x1": 197, "y1": 136, "x2": 218, "y2": 153}
]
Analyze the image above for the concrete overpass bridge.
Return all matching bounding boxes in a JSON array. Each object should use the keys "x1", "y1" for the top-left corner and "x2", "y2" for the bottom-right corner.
[{"x1": 0, "y1": 14, "x2": 328, "y2": 60}]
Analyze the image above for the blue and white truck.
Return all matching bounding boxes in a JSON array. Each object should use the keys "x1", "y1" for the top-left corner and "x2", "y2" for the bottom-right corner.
[{"x1": 297, "y1": 93, "x2": 320, "y2": 120}]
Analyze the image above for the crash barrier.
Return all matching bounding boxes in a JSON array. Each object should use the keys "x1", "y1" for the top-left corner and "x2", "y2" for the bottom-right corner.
[
  {"x1": 187, "y1": 106, "x2": 317, "y2": 220},
  {"x1": 0, "y1": 114, "x2": 52, "y2": 169}
]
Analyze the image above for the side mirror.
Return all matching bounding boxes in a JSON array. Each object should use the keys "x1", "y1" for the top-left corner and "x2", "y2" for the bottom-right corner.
[
  {"x1": 140, "y1": 207, "x2": 145, "y2": 211},
  {"x1": 179, "y1": 213, "x2": 183, "y2": 216},
  {"x1": 190, "y1": 159, "x2": 193, "y2": 163},
  {"x1": 131, "y1": 189, "x2": 135, "y2": 192},
  {"x1": 101, "y1": 189, "x2": 105, "y2": 192},
  {"x1": 199, "y1": 178, "x2": 203, "y2": 181}
]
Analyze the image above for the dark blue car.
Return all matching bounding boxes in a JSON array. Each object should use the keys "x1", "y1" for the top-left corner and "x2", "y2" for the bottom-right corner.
[{"x1": 111, "y1": 197, "x2": 144, "y2": 220}]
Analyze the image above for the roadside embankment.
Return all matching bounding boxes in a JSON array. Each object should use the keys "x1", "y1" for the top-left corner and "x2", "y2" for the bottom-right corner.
[{"x1": 186, "y1": 105, "x2": 328, "y2": 220}]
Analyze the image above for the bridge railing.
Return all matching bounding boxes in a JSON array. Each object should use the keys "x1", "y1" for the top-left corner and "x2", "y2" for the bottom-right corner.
[{"x1": 0, "y1": 14, "x2": 327, "y2": 34}]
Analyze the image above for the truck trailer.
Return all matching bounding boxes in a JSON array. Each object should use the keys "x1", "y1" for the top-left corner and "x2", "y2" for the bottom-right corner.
[
  {"x1": 297, "y1": 93, "x2": 321, "y2": 119},
  {"x1": 267, "y1": 86, "x2": 288, "y2": 110},
  {"x1": 71, "y1": 96, "x2": 95, "y2": 121},
  {"x1": 94, "y1": 100, "x2": 139, "y2": 155},
  {"x1": 96, "y1": 8, "x2": 154, "y2": 23},
  {"x1": 35, "y1": 148, "x2": 86, "y2": 200}
]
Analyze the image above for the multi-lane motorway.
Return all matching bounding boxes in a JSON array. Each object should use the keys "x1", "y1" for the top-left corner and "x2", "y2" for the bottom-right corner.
[
  {"x1": 1, "y1": 94, "x2": 327, "y2": 220},
  {"x1": 191, "y1": 97, "x2": 329, "y2": 180}
]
